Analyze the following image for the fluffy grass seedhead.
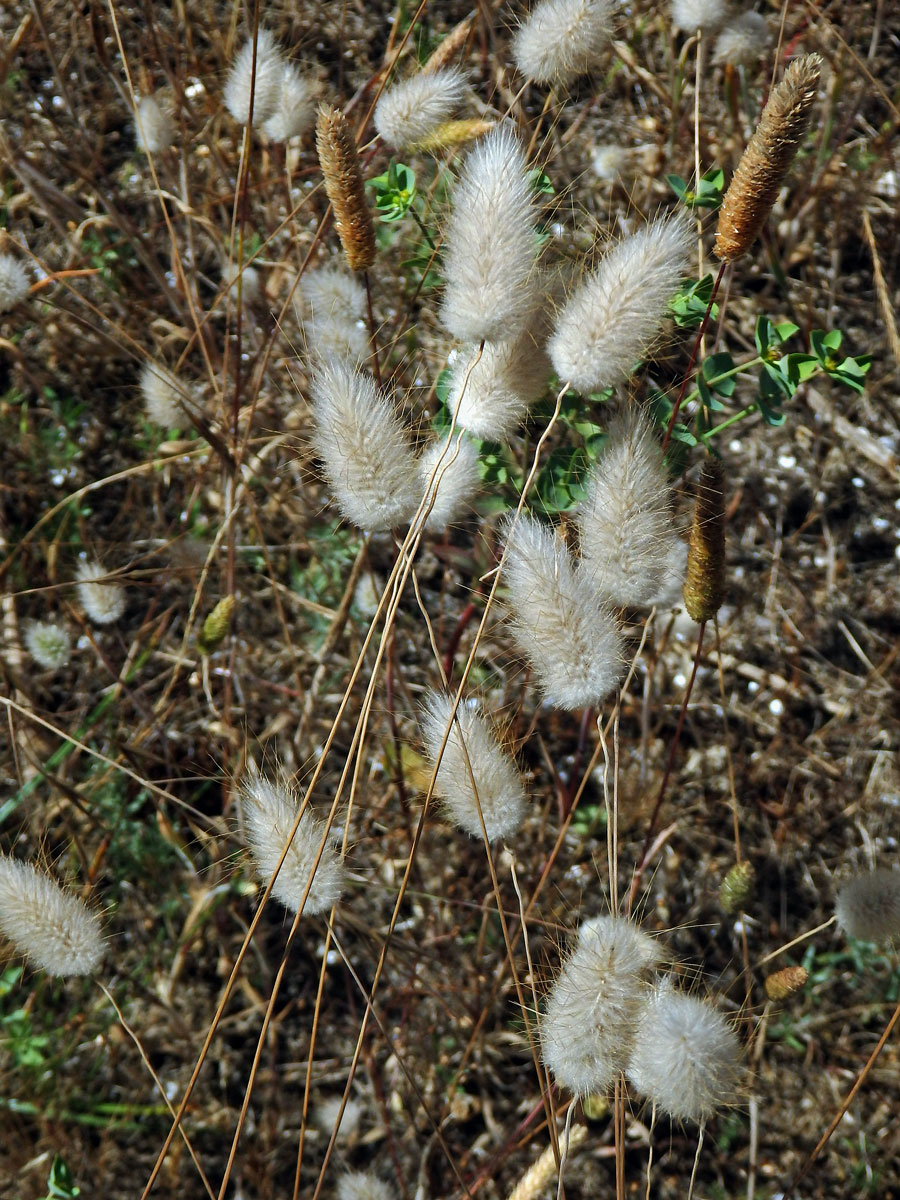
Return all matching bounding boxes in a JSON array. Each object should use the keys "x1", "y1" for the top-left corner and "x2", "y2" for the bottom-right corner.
[
  {"x1": 713, "y1": 11, "x2": 770, "y2": 66},
  {"x1": 512, "y1": 0, "x2": 616, "y2": 87},
  {"x1": 309, "y1": 359, "x2": 419, "y2": 532},
  {"x1": 835, "y1": 868, "x2": 900, "y2": 943},
  {"x1": 440, "y1": 124, "x2": 541, "y2": 344},
  {"x1": 0, "y1": 856, "x2": 105, "y2": 977},
  {"x1": 420, "y1": 692, "x2": 527, "y2": 842},
  {"x1": 627, "y1": 981, "x2": 742, "y2": 1124},
  {"x1": 374, "y1": 67, "x2": 468, "y2": 150},
  {"x1": 134, "y1": 94, "x2": 173, "y2": 154},
  {"x1": 316, "y1": 104, "x2": 376, "y2": 272},
  {"x1": 299, "y1": 266, "x2": 369, "y2": 363},
  {"x1": 239, "y1": 775, "x2": 344, "y2": 916},
  {"x1": 542, "y1": 915, "x2": 661, "y2": 1096},
  {"x1": 671, "y1": 0, "x2": 729, "y2": 33},
  {"x1": 224, "y1": 29, "x2": 285, "y2": 127},
  {"x1": 75, "y1": 560, "x2": 126, "y2": 625},
  {"x1": 715, "y1": 54, "x2": 822, "y2": 262},
  {"x1": 24, "y1": 620, "x2": 71, "y2": 669},
  {"x1": 262, "y1": 64, "x2": 316, "y2": 142},
  {"x1": 549, "y1": 213, "x2": 692, "y2": 394},
  {"x1": 336, "y1": 1172, "x2": 394, "y2": 1200},
  {"x1": 140, "y1": 362, "x2": 185, "y2": 427},
  {"x1": 418, "y1": 437, "x2": 481, "y2": 531},
  {"x1": 503, "y1": 514, "x2": 624, "y2": 710},
  {"x1": 0, "y1": 253, "x2": 30, "y2": 313},
  {"x1": 576, "y1": 404, "x2": 677, "y2": 607}
]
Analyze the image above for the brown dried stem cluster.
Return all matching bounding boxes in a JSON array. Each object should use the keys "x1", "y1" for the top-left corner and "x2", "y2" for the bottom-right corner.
[
  {"x1": 315, "y1": 103, "x2": 376, "y2": 272},
  {"x1": 715, "y1": 54, "x2": 822, "y2": 262}
]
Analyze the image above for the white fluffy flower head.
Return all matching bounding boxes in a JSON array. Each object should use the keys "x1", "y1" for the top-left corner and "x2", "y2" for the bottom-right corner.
[
  {"x1": 714, "y1": 11, "x2": 770, "y2": 66},
  {"x1": 420, "y1": 692, "x2": 527, "y2": 842},
  {"x1": 262, "y1": 64, "x2": 316, "y2": 142},
  {"x1": 627, "y1": 981, "x2": 742, "y2": 1123},
  {"x1": 550, "y1": 213, "x2": 692, "y2": 394},
  {"x1": 299, "y1": 266, "x2": 369, "y2": 364},
  {"x1": 671, "y1": 0, "x2": 729, "y2": 33},
  {"x1": 309, "y1": 360, "x2": 420, "y2": 532},
  {"x1": 0, "y1": 254, "x2": 30, "y2": 313},
  {"x1": 503, "y1": 514, "x2": 624, "y2": 709},
  {"x1": 24, "y1": 621, "x2": 71, "y2": 670},
  {"x1": 134, "y1": 95, "x2": 173, "y2": 154},
  {"x1": 418, "y1": 436, "x2": 481, "y2": 531},
  {"x1": 240, "y1": 775, "x2": 344, "y2": 916},
  {"x1": 542, "y1": 915, "x2": 661, "y2": 1095},
  {"x1": 141, "y1": 362, "x2": 185, "y2": 427},
  {"x1": 375, "y1": 68, "x2": 468, "y2": 149},
  {"x1": 577, "y1": 404, "x2": 677, "y2": 607},
  {"x1": 75, "y1": 560, "x2": 126, "y2": 625},
  {"x1": 440, "y1": 124, "x2": 541, "y2": 344},
  {"x1": 336, "y1": 1172, "x2": 394, "y2": 1200},
  {"x1": 224, "y1": 29, "x2": 285, "y2": 127},
  {"x1": 0, "y1": 857, "x2": 105, "y2": 976},
  {"x1": 513, "y1": 0, "x2": 616, "y2": 87}
]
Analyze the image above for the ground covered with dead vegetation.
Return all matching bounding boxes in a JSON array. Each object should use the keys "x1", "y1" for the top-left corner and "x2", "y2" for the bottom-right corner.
[{"x1": 1, "y1": 1, "x2": 899, "y2": 1198}]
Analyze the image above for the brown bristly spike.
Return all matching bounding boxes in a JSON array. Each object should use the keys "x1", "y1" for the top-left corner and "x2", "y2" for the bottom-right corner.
[
  {"x1": 714, "y1": 53, "x2": 822, "y2": 263},
  {"x1": 423, "y1": 13, "x2": 475, "y2": 74},
  {"x1": 315, "y1": 104, "x2": 376, "y2": 273},
  {"x1": 764, "y1": 965, "x2": 809, "y2": 1002},
  {"x1": 683, "y1": 458, "x2": 726, "y2": 623}
]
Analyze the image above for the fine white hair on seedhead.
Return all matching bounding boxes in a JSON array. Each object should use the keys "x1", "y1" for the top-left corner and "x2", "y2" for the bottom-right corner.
[
  {"x1": 713, "y1": 11, "x2": 770, "y2": 66},
  {"x1": 0, "y1": 253, "x2": 31, "y2": 313},
  {"x1": 446, "y1": 275, "x2": 556, "y2": 441},
  {"x1": 627, "y1": 980, "x2": 742, "y2": 1124},
  {"x1": 336, "y1": 1171, "x2": 395, "y2": 1200},
  {"x1": 224, "y1": 28, "x2": 285, "y2": 127},
  {"x1": 834, "y1": 868, "x2": 900, "y2": 943},
  {"x1": 549, "y1": 212, "x2": 692, "y2": 395},
  {"x1": 671, "y1": 0, "x2": 730, "y2": 34},
  {"x1": 577, "y1": 404, "x2": 678, "y2": 607},
  {"x1": 512, "y1": 0, "x2": 616, "y2": 87},
  {"x1": 643, "y1": 536, "x2": 689, "y2": 611},
  {"x1": 312, "y1": 1095, "x2": 364, "y2": 1141},
  {"x1": 24, "y1": 621, "x2": 71, "y2": 670},
  {"x1": 418, "y1": 436, "x2": 481, "y2": 531},
  {"x1": 239, "y1": 774, "x2": 344, "y2": 916},
  {"x1": 374, "y1": 67, "x2": 468, "y2": 150},
  {"x1": 420, "y1": 691, "x2": 527, "y2": 842},
  {"x1": 140, "y1": 361, "x2": 186, "y2": 428},
  {"x1": 502, "y1": 514, "x2": 624, "y2": 710},
  {"x1": 75, "y1": 560, "x2": 126, "y2": 626},
  {"x1": 134, "y1": 94, "x2": 173, "y2": 154},
  {"x1": 0, "y1": 856, "x2": 105, "y2": 977},
  {"x1": 440, "y1": 124, "x2": 542, "y2": 344},
  {"x1": 262, "y1": 64, "x2": 317, "y2": 142},
  {"x1": 298, "y1": 265, "x2": 369, "y2": 364},
  {"x1": 541, "y1": 914, "x2": 661, "y2": 1096},
  {"x1": 308, "y1": 359, "x2": 420, "y2": 532}
]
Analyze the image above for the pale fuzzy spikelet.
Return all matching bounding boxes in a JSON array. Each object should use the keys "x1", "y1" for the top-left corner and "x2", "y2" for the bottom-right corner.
[
  {"x1": 134, "y1": 95, "x2": 173, "y2": 154},
  {"x1": 440, "y1": 125, "x2": 541, "y2": 344},
  {"x1": 549, "y1": 214, "x2": 692, "y2": 394},
  {"x1": 644, "y1": 537, "x2": 688, "y2": 610},
  {"x1": 312, "y1": 1095, "x2": 363, "y2": 1141},
  {"x1": 446, "y1": 291, "x2": 554, "y2": 441},
  {"x1": 224, "y1": 29, "x2": 285, "y2": 127},
  {"x1": 240, "y1": 775, "x2": 344, "y2": 916},
  {"x1": 503, "y1": 515, "x2": 624, "y2": 709},
  {"x1": 374, "y1": 68, "x2": 468, "y2": 150},
  {"x1": 714, "y1": 11, "x2": 770, "y2": 66},
  {"x1": 0, "y1": 254, "x2": 30, "y2": 313},
  {"x1": 835, "y1": 868, "x2": 900, "y2": 943},
  {"x1": 671, "y1": 0, "x2": 729, "y2": 33},
  {"x1": 420, "y1": 692, "x2": 527, "y2": 842},
  {"x1": 336, "y1": 1172, "x2": 394, "y2": 1200},
  {"x1": 627, "y1": 982, "x2": 742, "y2": 1123},
  {"x1": 0, "y1": 857, "x2": 104, "y2": 976},
  {"x1": 309, "y1": 360, "x2": 419, "y2": 532},
  {"x1": 227, "y1": 264, "x2": 261, "y2": 307},
  {"x1": 577, "y1": 405, "x2": 677, "y2": 607},
  {"x1": 140, "y1": 362, "x2": 185, "y2": 427},
  {"x1": 418, "y1": 437, "x2": 481, "y2": 531},
  {"x1": 75, "y1": 561, "x2": 126, "y2": 625},
  {"x1": 513, "y1": 0, "x2": 616, "y2": 87},
  {"x1": 24, "y1": 621, "x2": 71, "y2": 669},
  {"x1": 541, "y1": 915, "x2": 661, "y2": 1096},
  {"x1": 262, "y1": 64, "x2": 316, "y2": 142},
  {"x1": 299, "y1": 266, "x2": 369, "y2": 363}
]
